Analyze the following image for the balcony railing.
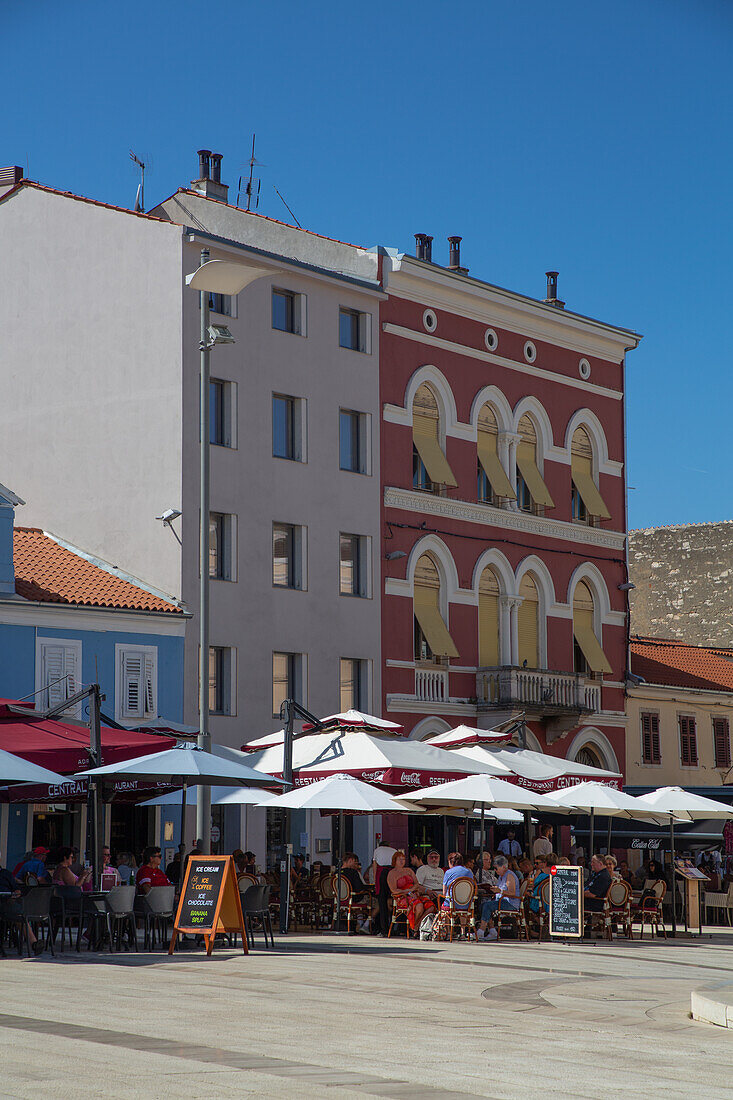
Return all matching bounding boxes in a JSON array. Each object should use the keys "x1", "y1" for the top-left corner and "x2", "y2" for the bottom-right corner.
[
  {"x1": 415, "y1": 666, "x2": 449, "y2": 703},
  {"x1": 476, "y1": 667, "x2": 601, "y2": 714}
]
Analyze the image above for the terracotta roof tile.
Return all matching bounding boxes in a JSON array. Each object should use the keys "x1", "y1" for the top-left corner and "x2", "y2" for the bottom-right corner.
[
  {"x1": 631, "y1": 635, "x2": 733, "y2": 692},
  {"x1": 13, "y1": 528, "x2": 181, "y2": 614}
]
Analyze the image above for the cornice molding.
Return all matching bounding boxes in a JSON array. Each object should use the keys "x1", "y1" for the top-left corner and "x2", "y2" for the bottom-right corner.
[
  {"x1": 0, "y1": 601, "x2": 187, "y2": 636},
  {"x1": 384, "y1": 486, "x2": 627, "y2": 551},
  {"x1": 385, "y1": 694, "x2": 476, "y2": 716},
  {"x1": 382, "y1": 322, "x2": 623, "y2": 401}
]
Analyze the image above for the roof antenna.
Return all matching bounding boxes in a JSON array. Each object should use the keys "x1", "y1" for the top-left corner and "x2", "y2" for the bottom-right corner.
[
  {"x1": 273, "y1": 185, "x2": 301, "y2": 229},
  {"x1": 129, "y1": 150, "x2": 146, "y2": 212},
  {"x1": 237, "y1": 134, "x2": 263, "y2": 211}
]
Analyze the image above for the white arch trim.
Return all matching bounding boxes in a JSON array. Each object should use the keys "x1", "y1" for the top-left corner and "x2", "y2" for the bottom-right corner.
[
  {"x1": 514, "y1": 554, "x2": 557, "y2": 609},
  {"x1": 564, "y1": 408, "x2": 612, "y2": 473},
  {"x1": 470, "y1": 547, "x2": 515, "y2": 597},
  {"x1": 565, "y1": 727, "x2": 620, "y2": 776},
  {"x1": 512, "y1": 395, "x2": 555, "y2": 460},
  {"x1": 408, "y1": 716, "x2": 452, "y2": 741},
  {"x1": 405, "y1": 534, "x2": 462, "y2": 609},
  {"x1": 469, "y1": 386, "x2": 514, "y2": 436},
  {"x1": 403, "y1": 364, "x2": 461, "y2": 436},
  {"x1": 566, "y1": 561, "x2": 612, "y2": 622}
]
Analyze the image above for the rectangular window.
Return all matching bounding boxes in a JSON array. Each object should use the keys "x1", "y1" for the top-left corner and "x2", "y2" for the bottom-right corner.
[
  {"x1": 209, "y1": 378, "x2": 236, "y2": 447},
  {"x1": 272, "y1": 288, "x2": 305, "y2": 335},
  {"x1": 477, "y1": 461, "x2": 497, "y2": 506},
  {"x1": 340, "y1": 658, "x2": 368, "y2": 712},
  {"x1": 516, "y1": 470, "x2": 533, "y2": 513},
  {"x1": 208, "y1": 292, "x2": 232, "y2": 316},
  {"x1": 679, "y1": 715, "x2": 698, "y2": 767},
  {"x1": 339, "y1": 307, "x2": 369, "y2": 352},
  {"x1": 272, "y1": 522, "x2": 305, "y2": 589},
  {"x1": 209, "y1": 646, "x2": 235, "y2": 715},
  {"x1": 339, "y1": 409, "x2": 366, "y2": 474},
  {"x1": 115, "y1": 645, "x2": 157, "y2": 722},
  {"x1": 641, "y1": 712, "x2": 661, "y2": 765},
  {"x1": 571, "y1": 483, "x2": 589, "y2": 524},
  {"x1": 209, "y1": 513, "x2": 236, "y2": 581},
  {"x1": 339, "y1": 533, "x2": 368, "y2": 597},
  {"x1": 714, "y1": 717, "x2": 731, "y2": 769},
  {"x1": 36, "y1": 638, "x2": 82, "y2": 718},
  {"x1": 272, "y1": 393, "x2": 304, "y2": 461},
  {"x1": 273, "y1": 651, "x2": 304, "y2": 717}
]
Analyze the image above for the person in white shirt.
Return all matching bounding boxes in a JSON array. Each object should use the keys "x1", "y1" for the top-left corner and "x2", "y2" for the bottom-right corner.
[
  {"x1": 497, "y1": 831, "x2": 522, "y2": 859},
  {"x1": 415, "y1": 850, "x2": 444, "y2": 898},
  {"x1": 532, "y1": 825, "x2": 553, "y2": 858},
  {"x1": 371, "y1": 841, "x2": 397, "y2": 935}
]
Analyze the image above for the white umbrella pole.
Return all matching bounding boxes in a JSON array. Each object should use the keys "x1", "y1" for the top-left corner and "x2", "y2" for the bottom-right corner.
[
  {"x1": 670, "y1": 816, "x2": 677, "y2": 937},
  {"x1": 180, "y1": 780, "x2": 188, "y2": 854},
  {"x1": 589, "y1": 808, "x2": 595, "y2": 858},
  {"x1": 335, "y1": 807, "x2": 344, "y2": 932},
  {"x1": 480, "y1": 802, "x2": 486, "y2": 869}
]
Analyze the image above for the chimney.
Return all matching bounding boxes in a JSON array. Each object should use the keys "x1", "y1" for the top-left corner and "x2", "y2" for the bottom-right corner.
[
  {"x1": 447, "y1": 236, "x2": 468, "y2": 275},
  {"x1": 414, "y1": 234, "x2": 433, "y2": 262},
  {"x1": 0, "y1": 165, "x2": 23, "y2": 200},
  {"x1": 544, "y1": 270, "x2": 565, "y2": 309},
  {"x1": 191, "y1": 149, "x2": 229, "y2": 203}
]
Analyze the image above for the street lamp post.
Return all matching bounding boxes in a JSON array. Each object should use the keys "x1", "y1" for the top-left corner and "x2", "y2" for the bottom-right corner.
[{"x1": 185, "y1": 254, "x2": 273, "y2": 853}]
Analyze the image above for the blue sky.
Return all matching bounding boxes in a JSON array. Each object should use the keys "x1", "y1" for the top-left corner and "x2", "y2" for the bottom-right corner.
[{"x1": 6, "y1": 0, "x2": 732, "y2": 530}]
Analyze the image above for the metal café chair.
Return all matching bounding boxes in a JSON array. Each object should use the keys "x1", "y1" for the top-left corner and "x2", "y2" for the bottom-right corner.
[
  {"x1": 240, "y1": 884, "x2": 275, "y2": 949},
  {"x1": 138, "y1": 885, "x2": 176, "y2": 950},
  {"x1": 104, "y1": 886, "x2": 138, "y2": 952},
  {"x1": 52, "y1": 884, "x2": 83, "y2": 952},
  {"x1": 19, "y1": 886, "x2": 55, "y2": 956}
]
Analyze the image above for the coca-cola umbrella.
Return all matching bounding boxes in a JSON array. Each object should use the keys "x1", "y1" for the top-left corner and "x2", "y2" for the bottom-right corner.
[
  {"x1": 424, "y1": 724, "x2": 515, "y2": 749},
  {"x1": 242, "y1": 730, "x2": 500, "y2": 792},
  {"x1": 441, "y1": 742, "x2": 621, "y2": 793},
  {"x1": 545, "y1": 782, "x2": 670, "y2": 857}
]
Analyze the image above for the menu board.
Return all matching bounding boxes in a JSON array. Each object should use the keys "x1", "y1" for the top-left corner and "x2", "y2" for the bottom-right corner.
[
  {"x1": 549, "y1": 866, "x2": 583, "y2": 938},
  {"x1": 169, "y1": 855, "x2": 247, "y2": 956}
]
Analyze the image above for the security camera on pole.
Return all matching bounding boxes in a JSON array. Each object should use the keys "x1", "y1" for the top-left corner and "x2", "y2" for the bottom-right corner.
[{"x1": 185, "y1": 252, "x2": 272, "y2": 852}]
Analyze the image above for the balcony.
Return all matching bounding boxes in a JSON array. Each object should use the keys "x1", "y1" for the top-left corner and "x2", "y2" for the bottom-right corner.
[
  {"x1": 415, "y1": 665, "x2": 449, "y2": 703},
  {"x1": 476, "y1": 666, "x2": 601, "y2": 742}
]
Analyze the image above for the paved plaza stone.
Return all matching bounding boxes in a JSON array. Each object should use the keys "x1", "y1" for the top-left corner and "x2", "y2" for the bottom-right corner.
[{"x1": 2, "y1": 931, "x2": 733, "y2": 1099}]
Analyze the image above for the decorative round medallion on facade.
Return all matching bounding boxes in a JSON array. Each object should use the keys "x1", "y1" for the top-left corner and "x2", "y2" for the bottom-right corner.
[
  {"x1": 524, "y1": 341, "x2": 537, "y2": 363},
  {"x1": 484, "y1": 328, "x2": 498, "y2": 352},
  {"x1": 579, "y1": 358, "x2": 591, "y2": 380},
  {"x1": 422, "y1": 309, "x2": 437, "y2": 333}
]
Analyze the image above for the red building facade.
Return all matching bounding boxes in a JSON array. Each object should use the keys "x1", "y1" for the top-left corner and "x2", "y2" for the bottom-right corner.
[{"x1": 378, "y1": 245, "x2": 640, "y2": 782}]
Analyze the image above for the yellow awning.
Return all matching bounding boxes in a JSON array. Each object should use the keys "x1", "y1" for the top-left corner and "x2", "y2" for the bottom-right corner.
[
  {"x1": 573, "y1": 618, "x2": 612, "y2": 674},
  {"x1": 414, "y1": 586, "x2": 459, "y2": 658},
  {"x1": 571, "y1": 458, "x2": 611, "y2": 520},
  {"x1": 516, "y1": 443, "x2": 554, "y2": 508},
  {"x1": 477, "y1": 430, "x2": 515, "y2": 499},
  {"x1": 413, "y1": 415, "x2": 458, "y2": 487}
]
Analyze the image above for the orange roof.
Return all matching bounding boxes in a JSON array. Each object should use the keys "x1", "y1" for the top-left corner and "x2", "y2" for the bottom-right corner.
[
  {"x1": 13, "y1": 528, "x2": 182, "y2": 614},
  {"x1": 630, "y1": 635, "x2": 733, "y2": 692}
]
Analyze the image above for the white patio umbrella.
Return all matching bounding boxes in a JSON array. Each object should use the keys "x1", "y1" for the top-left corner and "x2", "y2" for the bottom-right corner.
[
  {"x1": 635, "y1": 786, "x2": 733, "y2": 936},
  {"x1": 425, "y1": 725, "x2": 516, "y2": 749},
  {"x1": 447, "y1": 743, "x2": 620, "y2": 791},
  {"x1": 262, "y1": 773, "x2": 412, "y2": 928},
  {"x1": 76, "y1": 743, "x2": 279, "y2": 852},
  {"x1": 241, "y1": 710, "x2": 405, "y2": 752},
  {"x1": 0, "y1": 747, "x2": 69, "y2": 787},
  {"x1": 401, "y1": 774, "x2": 564, "y2": 866},
  {"x1": 139, "y1": 786, "x2": 268, "y2": 807},
  {"x1": 545, "y1": 782, "x2": 671, "y2": 856}
]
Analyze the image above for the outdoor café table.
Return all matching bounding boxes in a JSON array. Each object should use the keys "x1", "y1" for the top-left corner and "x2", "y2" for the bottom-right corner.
[{"x1": 76, "y1": 892, "x2": 108, "y2": 952}]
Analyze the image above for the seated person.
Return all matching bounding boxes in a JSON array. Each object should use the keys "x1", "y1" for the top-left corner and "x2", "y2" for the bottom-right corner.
[
  {"x1": 102, "y1": 847, "x2": 121, "y2": 886},
  {"x1": 242, "y1": 851, "x2": 257, "y2": 875},
  {"x1": 117, "y1": 853, "x2": 135, "y2": 885},
  {"x1": 387, "y1": 850, "x2": 435, "y2": 932},
  {"x1": 527, "y1": 855, "x2": 550, "y2": 916},
  {"x1": 441, "y1": 851, "x2": 475, "y2": 935},
  {"x1": 341, "y1": 853, "x2": 377, "y2": 930},
  {"x1": 136, "y1": 846, "x2": 172, "y2": 895},
  {"x1": 478, "y1": 855, "x2": 519, "y2": 941},
  {"x1": 0, "y1": 863, "x2": 44, "y2": 955},
  {"x1": 409, "y1": 850, "x2": 425, "y2": 872},
  {"x1": 617, "y1": 859, "x2": 634, "y2": 886},
  {"x1": 52, "y1": 847, "x2": 93, "y2": 889},
  {"x1": 474, "y1": 852, "x2": 496, "y2": 892},
  {"x1": 165, "y1": 851, "x2": 182, "y2": 885},
  {"x1": 290, "y1": 854, "x2": 307, "y2": 887},
  {"x1": 416, "y1": 850, "x2": 445, "y2": 898},
  {"x1": 584, "y1": 855, "x2": 612, "y2": 915},
  {"x1": 604, "y1": 854, "x2": 620, "y2": 881},
  {"x1": 518, "y1": 857, "x2": 533, "y2": 880},
  {"x1": 232, "y1": 849, "x2": 246, "y2": 875},
  {"x1": 15, "y1": 846, "x2": 51, "y2": 883}
]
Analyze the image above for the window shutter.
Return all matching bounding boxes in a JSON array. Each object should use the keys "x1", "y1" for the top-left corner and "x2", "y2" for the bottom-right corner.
[
  {"x1": 679, "y1": 716, "x2": 698, "y2": 767},
  {"x1": 714, "y1": 718, "x2": 731, "y2": 769},
  {"x1": 122, "y1": 650, "x2": 144, "y2": 719},
  {"x1": 144, "y1": 651, "x2": 157, "y2": 718},
  {"x1": 42, "y1": 644, "x2": 80, "y2": 713},
  {"x1": 641, "y1": 712, "x2": 660, "y2": 765},
  {"x1": 517, "y1": 575, "x2": 539, "y2": 670}
]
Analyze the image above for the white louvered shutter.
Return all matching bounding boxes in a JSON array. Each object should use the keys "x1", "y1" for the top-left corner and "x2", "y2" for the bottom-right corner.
[
  {"x1": 143, "y1": 651, "x2": 157, "y2": 718},
  {"x1": 42, "y1": 643, "x2": 80, "y2": 714},
  {"x1": 122, "y1": 650, "x2": 144, "y2": 719}
]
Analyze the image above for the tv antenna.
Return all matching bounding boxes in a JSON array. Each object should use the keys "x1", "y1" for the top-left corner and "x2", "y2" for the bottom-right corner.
[
  {"x1": 130, "y1": 150, "x2": 146, "y2": 213},
  {"x1": 237, "y1": 134, "x2": 263, "y2": 211}
]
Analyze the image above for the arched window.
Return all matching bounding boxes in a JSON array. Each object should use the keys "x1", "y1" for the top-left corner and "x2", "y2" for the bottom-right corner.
[
  {"x1": 571, "y1": 427, "x2": 610, "y2": 523},
  {"x1": 412, "y1": 384, "x2": 457, "y2": 493},
  {"x1": 516, "y1": 414, "x2": 554, "y2": 513},
  {"x1": 575, "y1": 743, "x2": 603, "y2": 768},
  {"x1": 517, "y1": 573, "x2": 539, "y2": 670},
  {"x1": 413, "y1": 553, "x2": 458, "y2": 662},
  {"x1": 478, "y1": 566, "x2": 500, "y2": 667},
  {"x1": 477, "y1": 403, "x2": 515, "y2": 506},
  {"x1": 572, "y1": 580, "x2": 611, "y2": 675}
]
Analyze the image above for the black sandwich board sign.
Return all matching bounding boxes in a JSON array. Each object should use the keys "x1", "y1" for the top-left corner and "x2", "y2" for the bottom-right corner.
[
  {"x1": 169, "y1": 855, "x2": 247, "y2": 956},
  {"x1": 549, "y1": 865, "x2": 583, "y2": 939}
]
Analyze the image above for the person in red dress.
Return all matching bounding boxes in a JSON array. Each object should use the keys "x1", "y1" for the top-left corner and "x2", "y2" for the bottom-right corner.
[{"x1": 136, "y1": 847, "x2": 171, "y2": 894}]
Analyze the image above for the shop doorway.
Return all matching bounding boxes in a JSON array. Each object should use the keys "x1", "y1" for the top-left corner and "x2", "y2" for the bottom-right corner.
[
  {"x1": 110, "y1": 804, "x2": 154, "y2": 863},
  {"x1": 32, "y1": 805, "x2": 76, "y2": 859}
]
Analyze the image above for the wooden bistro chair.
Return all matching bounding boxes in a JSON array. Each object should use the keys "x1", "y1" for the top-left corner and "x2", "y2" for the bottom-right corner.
[
  {"x1": 330, "y1": 874, "x2": 371, "y2": 933},
  {"x1": 237, "y1": 872, "x2": 259, "y2": 891},
  {"x1": 433, "y1": 877, "x2": 477, "y2": 942},
  {"x1": 525, "y1": 878, "x2": 550, "y2": 942},
  {"x1": 495, "y1": 880, "x2": 529, "y2": 942},
  {"x1": 631, "y1": 881, "x2": 667, "y2": 940},
  {"x1": 603, "y1": 880, "x2": 632, "y2": 940},
  {"x1": 704, "y1": 882, "x2": 733, "y2": 926}
]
